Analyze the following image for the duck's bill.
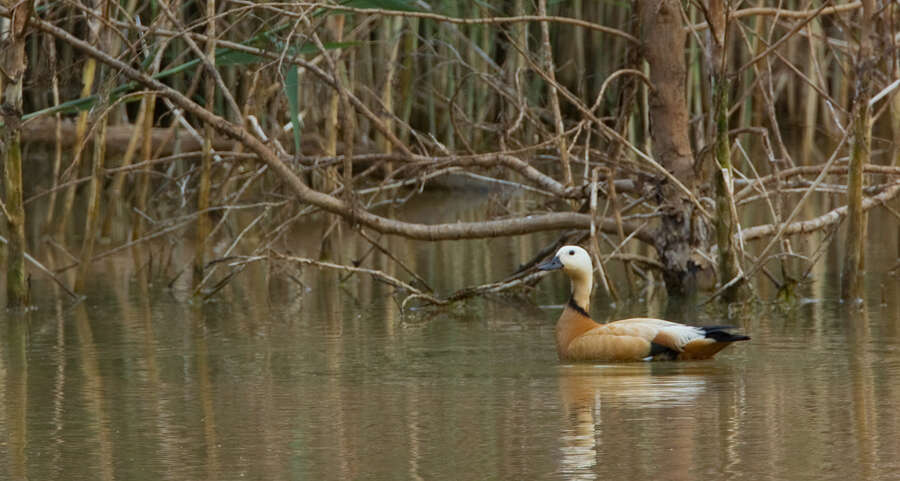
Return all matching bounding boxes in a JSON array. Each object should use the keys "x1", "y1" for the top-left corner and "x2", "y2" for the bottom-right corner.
[{"x1": 537, "y1": 255, "x2": 563, "y2": 271}]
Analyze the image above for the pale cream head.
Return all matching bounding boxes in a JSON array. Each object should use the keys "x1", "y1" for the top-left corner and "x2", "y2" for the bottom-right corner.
[
  {"x1": 539, "y1": 245, "x2": 594, "y2": 311},
  {"x1": 554, "y1": 245, "x2": 593, "y2": 279}
]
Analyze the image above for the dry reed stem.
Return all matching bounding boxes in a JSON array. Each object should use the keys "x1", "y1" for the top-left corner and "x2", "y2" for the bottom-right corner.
[
  {"x1": 190, "y1": 165, "x2": 269, "y2": 295},
  {"x1": 589, "y1": 168, "x2": 617, "y2": 300},
  {"x1": 43, "y1": 32, "x2": 63, "y2": 230},
  {"x1": 735, "y1": 2, "x2": 832, "y2": 77},
  {"x1": 509, "y1": 37, "x2": 712, "y2": 219},
  {"x1": 606, "y1": 168, "x2": 635, "y2": 292},
  {"x1": 539, "y1": 0, "x2": 572, "y2": 188},
  {"x1": 155, "y1": 0, "x2": 242, "y2": 120},
  {"x1": 704, "y1": 132, "x2": 853, "y2": 302}
]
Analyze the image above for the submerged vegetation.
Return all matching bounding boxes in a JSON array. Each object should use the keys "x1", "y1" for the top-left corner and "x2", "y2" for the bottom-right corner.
[{"x1": 1, "y1": 0, "x2": 899, "y2": 308}]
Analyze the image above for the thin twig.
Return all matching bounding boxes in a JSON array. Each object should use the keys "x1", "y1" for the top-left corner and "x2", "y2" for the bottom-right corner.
[
  {"x1": 231, "y1": 0, "x2": 640, "y2": 44},
  {"x1": 0, "y1": 235, "x2": 78, "y2": 299}
]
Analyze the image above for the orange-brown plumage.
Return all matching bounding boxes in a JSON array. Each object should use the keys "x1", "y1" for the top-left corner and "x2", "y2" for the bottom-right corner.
[{"x1": 539, "y1": 246, "x2": 749, "y2": 362}]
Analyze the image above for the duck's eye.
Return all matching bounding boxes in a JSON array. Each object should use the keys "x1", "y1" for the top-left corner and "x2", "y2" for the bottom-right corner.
[{"x1": 568, "y1": 250, "x2": 575, "y2": 256}]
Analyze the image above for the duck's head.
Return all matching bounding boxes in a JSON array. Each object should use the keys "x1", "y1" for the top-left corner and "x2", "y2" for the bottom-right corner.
[
  {"x1": 538, "y1": 245, "x2": 593, "y2": 281},
  {"x1": 538, "y1": 245, "x2": 594, "y2": 310}
]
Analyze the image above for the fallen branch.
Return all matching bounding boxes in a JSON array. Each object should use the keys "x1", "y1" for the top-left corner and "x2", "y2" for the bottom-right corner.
[
  {"x1": 739, "y1": 182, "x2": 900, "y2": 242},
  {"x1": 269, "y1": 253, "x2": 445, "y2": 305}
]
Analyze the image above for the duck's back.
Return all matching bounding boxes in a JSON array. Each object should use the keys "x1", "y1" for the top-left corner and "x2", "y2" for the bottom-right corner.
[{"x1": 557, "y1": 314, "x2": 749, "y2": 362}]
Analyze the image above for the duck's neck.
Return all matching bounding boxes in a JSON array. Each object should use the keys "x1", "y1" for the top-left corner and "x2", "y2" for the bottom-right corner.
[{"x1": 569, "y1": 270, "x2": 592, "y2": 313}]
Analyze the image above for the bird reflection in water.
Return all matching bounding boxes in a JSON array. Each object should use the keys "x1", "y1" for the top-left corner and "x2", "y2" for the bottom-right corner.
[{"x1": 556, "y1": 363, "x2": 710, "y2": 480}]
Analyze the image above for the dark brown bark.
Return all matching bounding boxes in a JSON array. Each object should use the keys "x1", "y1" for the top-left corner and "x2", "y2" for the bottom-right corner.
[{"x1": 640, "y1": 0, "x2": 703, "y2": 296}]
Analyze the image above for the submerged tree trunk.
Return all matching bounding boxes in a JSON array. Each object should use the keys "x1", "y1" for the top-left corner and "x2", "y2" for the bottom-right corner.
[
  {"x1": 74, "y1": 0, "x2": 109, "y2": 293},
  {"x1": 1, "y1": 0, "x2": 35, "y2": 307},
  {"x1": 640, "y1": 0, "x2": 703, "y2": 297},
  {"x1": 707, "y1": 0, "x2": 742, "y2": 301},
  {"x1": 56, "y1": 56, "x2": 97, "y2": 239},
  {"x1": 841, "y1": 0, "x2": 874, "y2": 301},
  {"x1": 75, "y1": 115, "x2": 106, "y2": 292},
  {"x1": 194, "y1": 0, "x2": 216, "y2": 286}
]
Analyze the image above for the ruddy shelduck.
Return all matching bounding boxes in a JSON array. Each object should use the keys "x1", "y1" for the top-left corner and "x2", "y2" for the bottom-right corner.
[{"x1": 539, "y1": 245, "x2": 749, "y2": 361}]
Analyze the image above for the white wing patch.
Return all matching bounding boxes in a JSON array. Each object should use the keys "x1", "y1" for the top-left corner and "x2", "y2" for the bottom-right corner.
[
  {"x1": 656, "y1": 324, "x2": 706, "y2": 350},
  {"x1": 607, "y1": 318, "x2": 706, "y2": 351}
]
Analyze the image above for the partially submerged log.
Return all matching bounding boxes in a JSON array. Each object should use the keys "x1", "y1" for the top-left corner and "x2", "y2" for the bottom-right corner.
[{"x1": 22, "y1": 116, "x2": 236, "y2": 156}]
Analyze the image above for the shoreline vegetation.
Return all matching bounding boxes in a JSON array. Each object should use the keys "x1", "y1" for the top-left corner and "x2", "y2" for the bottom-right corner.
[{"x1": 1, "y1": 0, "x2": 899, "y2": 308}]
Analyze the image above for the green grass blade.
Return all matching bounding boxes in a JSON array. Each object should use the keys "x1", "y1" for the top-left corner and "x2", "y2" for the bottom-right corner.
[{"x1": 284, "y1": 65, "x2": 303, "y2": 155}]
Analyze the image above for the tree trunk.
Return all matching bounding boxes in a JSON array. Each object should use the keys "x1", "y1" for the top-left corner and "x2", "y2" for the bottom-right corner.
[
  {"x1": 640, "y1": 0, "x2": 703, "y2": 297},
  {"x1": 841, "y1": 0, "x2": 874, "y2": 301},
  {"x1": 194, "y1": 0, "x2": 216, "y2": 285},
  {"x1": 1, "y1": 0, "x2": 35, "y2": 307},
  {"x1": 56, "y1": 56, "x2": 96, "y2": 239},
  {"x1": 707, "y1": 0, "x2": 742, "y2": 301}
]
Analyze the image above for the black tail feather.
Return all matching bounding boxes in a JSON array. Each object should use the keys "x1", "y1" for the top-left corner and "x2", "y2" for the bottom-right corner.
[{"x1": 701, "y1": 326, "x2": 751, "y2": 343}]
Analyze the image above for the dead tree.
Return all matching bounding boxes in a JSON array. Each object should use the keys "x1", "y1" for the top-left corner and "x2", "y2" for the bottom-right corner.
[
  {"x1": 1, "y1": 0, "x2": 34, "y2": 307},
  {"x1": 639, "y1": 0, "x2": 707, "y2": 297}
]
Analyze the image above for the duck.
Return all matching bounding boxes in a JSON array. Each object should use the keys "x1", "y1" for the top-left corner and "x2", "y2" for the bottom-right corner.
[{"x1": 538, "y1": 245, "x2": 749, "y2": 361}]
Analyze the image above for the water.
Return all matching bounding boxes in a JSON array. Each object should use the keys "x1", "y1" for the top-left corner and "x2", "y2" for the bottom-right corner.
[
  {"x1": 1, "y1": 255, "x2": 899, "y2": 480},
  {"x1": 1, "y1": 187, "x2": 899, "y2": 480}
]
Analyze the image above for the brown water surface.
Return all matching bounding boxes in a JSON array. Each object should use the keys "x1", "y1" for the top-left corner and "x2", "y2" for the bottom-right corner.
[{"x1": 1, "y1": 193, "x2": 899, "y2": 481}]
